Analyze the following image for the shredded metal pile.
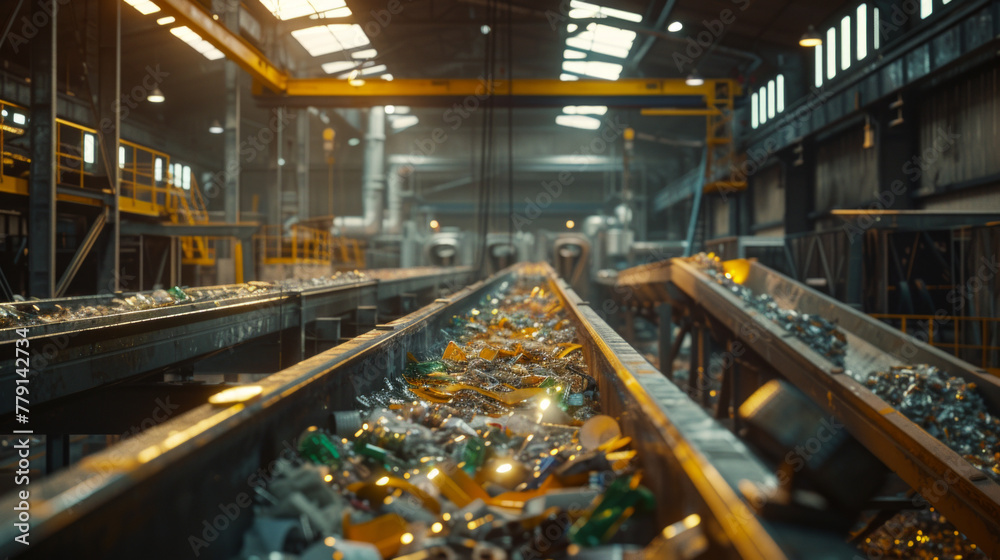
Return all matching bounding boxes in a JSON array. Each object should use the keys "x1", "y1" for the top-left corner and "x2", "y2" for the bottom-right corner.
[
  {"x1": 686, "y1": 254, "x2": 999, "y2": 558},
  {"x1": 865, "y1": 365, "x2": 1000, "y2": 483},
  {"x1": 688, "y1": 253, "x2": 847, "y2": 367},
  {"x1": 237, "y1": 281, "x2": 655, "y2": 559},
  {"x1": 858, "y1": 509, "x2": 987, "y2": 560}
]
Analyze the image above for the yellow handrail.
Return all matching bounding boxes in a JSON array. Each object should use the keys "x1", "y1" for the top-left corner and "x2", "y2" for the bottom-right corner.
[
  {"x1": 254, "y1": 224, "x2": 336, "y2": 265},
  {"x1": 870, "y1": 313, "x2": 999, "y2": 375}
]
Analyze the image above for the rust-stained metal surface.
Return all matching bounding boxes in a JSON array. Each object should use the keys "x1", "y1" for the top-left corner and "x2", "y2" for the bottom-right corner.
[{"x1": 614, "y1": 257, "x2": 1000, "y2": 557}]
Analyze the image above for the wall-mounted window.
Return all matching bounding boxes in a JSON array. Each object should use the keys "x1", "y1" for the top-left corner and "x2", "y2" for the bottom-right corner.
[
  {"x1": 874, "y1": 7, "x2": 880, "y2": 49},
  {"x1": 83, "y1": 134, "x2": 96, "y2": 165},
  {"x1": 856, "y1": 4, "x2": 868, "y2": 60},
  {"x1": 921, "y1": 0, "x2": 933, "y2": 19},
  {"x1": 767, "y1": 80, "x2": 776, "y2": 119},
  {"x1": 759, "y1": 88, "x2": 767, "y2": 126},
  {"x1": 776, "y1": 74, "x2": 785, "y2": 112},
  {"x1": 841, "y1": 15, "x2": 852, "y2": 70},
  {"x1": 750, "y1": 74, "x2": 785, "y2": 130},
  {"x1": 154, "y1": 157, "x2": 163, "y2": 182},
  {"x1": 118, "y1": 146, "x2": 126, "y2": 169},
  {"x1": 826, "y1": 27, "x2": 837, "y2": 79},
  {"x1": 815, "y1": 44, "x2": 824, "y2": 87},
  {"x1": 182, "y1": 165, "x2": 191, "y2": 190}
]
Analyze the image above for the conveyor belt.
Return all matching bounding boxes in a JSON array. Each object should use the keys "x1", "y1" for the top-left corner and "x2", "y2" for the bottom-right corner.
[
  {"x1": 614, "y1": 257, "x2": 1000, "y2": 557},
  {"x1": 0, "y1": 263, "x2": 853, "y2": 559},
  {"x1": 0, "y1": 268, "x2": 475, "y2": 416}
]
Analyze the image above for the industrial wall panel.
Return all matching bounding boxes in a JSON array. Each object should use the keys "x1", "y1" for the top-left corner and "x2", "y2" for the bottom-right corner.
[
  {"x1": 710, "y1": 196, "x2": 729, "y2": 237},
  {"x1": 815, "y1": 128, "x2": 878, "y2": 212},
  {"x1": 752, "y1": 163, "x2": 784, "y2": 227},
  {"x1": 918, "y1": 65, "x2": 1000, "y2": 194},
  {"x1": 965, "y1": 7, "x2": 994, "y2": 49},
  {"x1": 921, "y1": 184, "x2": 1000, "y2": 211}
]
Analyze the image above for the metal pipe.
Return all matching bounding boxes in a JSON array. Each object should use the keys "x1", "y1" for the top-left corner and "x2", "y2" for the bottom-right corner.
[
  {"x1": 382, "y1": 164, "x2": 404, "y2": 235},
  {"x1": 333, "y1": 107, "x2": 385, "y2": 236}
]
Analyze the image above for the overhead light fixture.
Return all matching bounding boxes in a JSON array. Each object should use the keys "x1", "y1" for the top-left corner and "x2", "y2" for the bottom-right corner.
[
  {"x1": 685, "y1": 71, "x2": 704, "y2": 86},
  {"x1": 147, "y1": 87, "x2": 165, "y2": 103},
  {"x1": 347, "y1": 69, "x2": 365, "y2": 86},
  {"x1": 555, "y1": 114, "x2": 601, "y2": 130},
  {"x1": 348, "y1": 137, "x2": 360, "y2": 146},
  {"x1": 481, "y1": 24, "x2": 491, "y2": 35},
  {"x1": 209, "y1": 120, "x2": 223, "y2": 134},
  {"x1": 799, "y1": 25, "x2": 823, "y2": 47},
  {"x1": 156, "y1": 16, "x2": 175, "y2": 25},
  {"x1": 667, "y1": 21, "x2": 683, "y2": 32},
  {"x1": 385, "y1": 105, "x2": 396, "y2": 114},
  {"x1": 382, "y1": 73, "x2": 394, "y2": 81},
  {"x1": 566, "y1": 220, "x2": 575, "y2": 229}
]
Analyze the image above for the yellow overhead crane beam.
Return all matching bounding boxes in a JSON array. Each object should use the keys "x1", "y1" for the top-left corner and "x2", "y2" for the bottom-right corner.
[
  {"x1": 153, "y1": 0, "x2": 739, "y2": 108},
  {"x1": 156, "y1": 0, "x2": 287, "y2": 92}
]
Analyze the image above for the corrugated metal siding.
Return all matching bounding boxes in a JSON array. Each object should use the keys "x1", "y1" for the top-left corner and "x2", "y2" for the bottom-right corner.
[
  {"x1": 922, "y1": 184, "x2": 1000, "y2": 211},
  {"x1": 815, "y1": 128, "x2": 878, "y2": 211},
  {"x1": 752, "y1": 164, "x2": 784, "y2": 226},
  {"x1": 755, "y1": 225, "x2": 785, "y2": 237},
  {"x1": 711, "y1": 197, "x2": 729, "y2": 237},
  {"x1": 919, "y1": 65, "x2": 1000, "y2": 194}
]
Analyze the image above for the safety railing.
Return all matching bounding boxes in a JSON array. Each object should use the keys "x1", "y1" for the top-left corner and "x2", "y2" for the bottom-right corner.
[
  {"x1": 54, "y1": 118, "x2": 99, "y2": 190},
  {"x1": 871, "y1": 313, "x2": 1000, "y2": 375},
  {"x1": 256, "y1": 225, "x2": 333, "y2": 265},
  {"x1": 332, "y1": 235, "x2": 365, "y2": 269},
  {"x1": 1, "y1": 100, "x2": 29, "y2": 189},
  {"x1": 118, "y1": 139, "x2": 176, "y2": 216}
]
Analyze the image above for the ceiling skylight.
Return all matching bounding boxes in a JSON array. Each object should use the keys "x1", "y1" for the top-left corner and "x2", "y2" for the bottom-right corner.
[
  {"x1": 292, "y1": 24, "x2": 371, "y2": 57},
  {"x1": 562, "y1": 60, "x2": 623, "y2": 80},
  {"x1": 556, "y1": 115, "x2": 602, "y2": 130},
  {"x1": 568, "y1": 0, "x2": 642, "y2": 22},
  {"x1": 259, "y1": 0, "x2": 352, "y2": 21},
  {"x1": 566, "y1": 23, "x2": 636, "y2": 58},
  {"x1": 390, "y1": 115, "x2": 419, "y2": 131},
  {"x1": 351, "y1": 48, "x2": 378, "y2": 59},
  {"x1": 560, "y1": 73, "x2": 579, "y2": 81},
  {"x1": 563, "y1": 49, "x2": 587, "y2": 59},
  {"x1": 124, "y1": 0, "x2": 160, "y2": 15},
  {"x1": 322, "y1": 60, "x2": 358, "y2": 74},
  {"x1": 563, "y1": 106, "x2": 608, "y2": 115},
  {"x1": 358, "y1": 64, "x2": 388, "y2": 76},
  {"x1": 334, "y1": 62, "x2": 388, "y2": 78},
  {"x1": 170, "y1": 26, "x2": 225, "y2": 60}
]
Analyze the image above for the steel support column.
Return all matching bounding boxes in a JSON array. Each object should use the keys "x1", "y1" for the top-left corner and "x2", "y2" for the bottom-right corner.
[
  {"x1": 45, "y1": 434, "x2": 70, "y2": 474},
  {"x1": 96, "y1": 0, "x2": 121, "y2": 293},
  {"x1": 297, "y1": 110, "x2": 310, "y2": 220},
  {"x1": 784, "y1": 146, "x2": 815, "y2": 235},
  {"x1": 877, "y1": 105, "x2": 918, "y2": 211},
  {"x1": 656, "y1": 302, "x2": 673, "y2": 373},
  {"x1": 27, "y1": 0, "x2": 57, "y2": 298},
  {"x1": 223, "y1": 2, "x2": 240, "y2": 228}
]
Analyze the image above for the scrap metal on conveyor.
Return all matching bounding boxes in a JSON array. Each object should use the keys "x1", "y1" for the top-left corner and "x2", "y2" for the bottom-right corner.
[{"x1": 612, "y1": 256, "x2": 1000, "y2": 558}]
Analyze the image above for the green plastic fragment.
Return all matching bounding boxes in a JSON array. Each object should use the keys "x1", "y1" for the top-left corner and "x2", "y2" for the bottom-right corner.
[
  {"x1": 298, "y1": 431, "x2": 342, "y2": 467},
  {"x1": 568, "y1": 474, "x2": 655, "y2": 547},
  {"x1": 168, "y1": 286, "x2": 190, "y2": 302},
  {"x1": 354, "y1": 441, "x2": 389, "y2": 463},
  {"x1": 406, "y1": 359, "x2": 448, "y2": 377},
  {"x1": 460, "y1": 437, "x2": 487, "y2": 474}
]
